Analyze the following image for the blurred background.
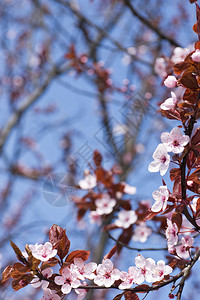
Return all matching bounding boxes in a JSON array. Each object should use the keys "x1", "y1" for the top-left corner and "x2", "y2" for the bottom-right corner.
[{"x1": 0, "y1": 0, "x2": 199, "y2": 299}]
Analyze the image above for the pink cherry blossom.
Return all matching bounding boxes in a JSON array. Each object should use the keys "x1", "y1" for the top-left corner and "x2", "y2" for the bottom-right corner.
[
  {"x1": 54, "y1": 267, "x2": 80, "y2": 294},
  {"x1": 123, "y1": 183, "x2": 137, "y2": 195},
  {"x1": 79, "y1": 172, "x2": 97, "y2": 189},
  {"x1": 176, "y1": 236, "x2": 194, "y2": 259},
  {"x1": 171, "y1": 47, "x2": 188, "y2": 64},
  {"x1": 89, "y1": 211, "x2": 102, "y2": 225},
  {"x1": 160, "y1": 92, "x2": 178, "y2": 111},
  {"x1": 115, "y1": 210, "x2": 137, "y2": 229},
  {"x1": 71, "y1": 258, "x2": 97, "y2": 280},
  {"x1": 75, "y1": 284, "x2": 87, "y2": 300},
  {"x1": 31, "y1": 242, "x2": 57, "y2": 262},
  {"x1": 132, "y1": 222, "x2": 152, "y2": 243},
  {"x1": 164, "y1": 76, "x2": 177, "y2": 88},
  {"x1": 151, "y1": 186, "x2": 169, "y2": 212},
  {"x1": 95, "y1": 195, "x2": 116, "y2": 215},
  {"x1": 152, "y1": 260, "x2": 173, "y2": 282},
  {"x1": 135, "y1": 255, "x2": 156, "y2": 283},
  {"x1": 161, "y1": 127, "x2": 190, "y2": 154},
  {"x1": 94, "y1": 259, "x2": 121, "y2": 287},
  {"x1": 41, "y1": 288, "x2": 61, "y2": 300},
  {"x1": 148, "y1": 143, "x2": 170, "y2": 176},
  {"x1": 166, "y1": 219, "x2": 178, "y2": 247},
  {"x1": 154, "y1": 57, "x2": 167, "y2": 78},
  {"x1": 118, "y1": 267, "x2": 139, "y2": 289},
  {"x1": 31, "y1": 268, "x2": 53, "y2": 290},
  {"x1": 191, "y1": 49, "x2": 200, "y2": 62}
]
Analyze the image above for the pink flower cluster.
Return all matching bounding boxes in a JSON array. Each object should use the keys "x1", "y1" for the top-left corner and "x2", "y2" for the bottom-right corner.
[
  {"x1": 148, "y1": 127, "x2": 190, "y2": 176},
  {"x1": 119, "y1": 255, "x2": 173, "y2": 289}
]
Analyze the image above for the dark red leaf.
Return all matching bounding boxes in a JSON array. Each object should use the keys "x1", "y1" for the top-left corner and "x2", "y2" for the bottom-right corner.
[
  {"x1": 172, "y1": 212, "x2": 182, "y2": 230},
  {"x1": 65, "y1": 250, "x2": 90, "y2": 263},
  {"x1": 103, "y1": 245, "x2": 117, "y2": 260},
  {"x1": 49, "y1": 225, "x2": 70, "y2": 260}
]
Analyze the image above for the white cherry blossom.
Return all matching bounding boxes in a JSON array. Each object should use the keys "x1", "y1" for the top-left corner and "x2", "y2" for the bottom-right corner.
[
  {"x1": 160, "y1": 92, "x2": 178, "y2": 111},
  {"x1": 115, "y1": 210, "x2": 137, "y2": 229},
  {"x1": 161, "y1": 127, "x2": 190, "y2": 154},
  {"x1": 148, "y1": 143, "x2": 170, "y2": 176},
  {"x1": 152, "y1": 260, "x2": 173, "y2": 282},
  {"x1": 166, "y1": 219, "x2": 178, "y2": 247},
  {"x1": 71, "y1": 258, "x2": 97, "y2": 280},
  {"x1": 79, "y1": 173, "x2": 97, "y2": 189},
  {"x1": 154, "y1": 57, "x2": 167, "y2": 78},
  {"x1": 176, "y1": 236, "x2": 194, "y2": 259},
  {"x1": 41, "y1": 288, "x2": 61, "y2": 300},
  {"x1": 191, "y1": 49, "x2": 200, "y2": 62},
  {"x1": 164, "y1": 75, "x2": 177, "y2": 88},
  {"x1": 151, "y1": 186, "x2": 169, "y2": 212},
  {"x1": 132, "y1": 222, "x2": 152, "y2": 243},
  {"x1": 54, "y1": 267, "x2": 80, "y2": 294},
  {"x1": 135, "y1": 255, "x2": 156, "y2": 283},
  {"x1": 119, "y1": 267, "x2": 139, "y2": 289},
  {"x1": 30, "y1": 242, "x2": 57, "y2": 262},
  {"x1": 95, "y1": 195, "x2": 116, "y2": 215},
  {"x1": 123, "y1": 183, "x2": 137, "y2": 195},
  {"x1": 31, "y1": 268, "x2": 53, "y2": 290},
  {"x1": 94, "y1": 259, "x2": 121, "y2": 287}
]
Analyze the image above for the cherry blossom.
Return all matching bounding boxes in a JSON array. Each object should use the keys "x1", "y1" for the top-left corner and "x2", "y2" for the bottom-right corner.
[
  {"x1": 160, "y1": 92, "x2": 178, "y2": 111},
  {"x1": 164, "y1": 75, "x2": 177, "y2": 88},
  {"x1": 94, "y1": 259, "x2": 121, "y2": 287},
  {"x1": 161, "y1": 127, "x2": 190, "y2": 154},
  {"x1": 41, "y1": 288, "x2": 61, "y2": 300},
  {"x1": 148, "y1": 143, "x2": 170, "y2": 176},
  {"x1": 30, "y1": 242, "x2": 57, "y2": 262},
  {"x1": 152, "y1": 260, "x2": 173, "y2": 282},
  {"x1": 71, "y1": 258, "x2": 97, "y2": 280},
  {"x1": 151, "y1": 186, "x2": 169, "y2": 212},
  {"x1": 166, "y1": 219, "x2": 179, "y2": 247},
  {"x1": 89, "y1": 211, "x2": 102, "y2": 225},
  {"x1": 171, "y1": 47, "x2": 188, "y2": 64},
  {"x1": 54, "y1": 267, "x2": 80, "y2": 294},
  {"x1": 132, "y1": 222, "x2": 152, "y2": 243},
  {"x1": 119, "y1": 267, "x2": 139, "y2": 289},
  {"x1": 113, "y1": 124, "x2": 128, "y2": 136},
  {"x1": 75, "y1": 284, "x2": 87, "y2": 300},
  {"x1": 176, "y1": 236, "x2": 194, "y2": 259},
  {"x1": 123, "y1": 183, "x2": 137, "y2": 195},
  {"x1": 154, "y1": 57, "x2": 167, "y2": 78},
  {"x1": 95, "y1": 195, "x2": 116, "y2": 215},
  {"x1": 79, "y1": 172, "x2": 97, "y2": 189},
  {"x1": 191, "y1": 49, "x2": 200, "y2": 62},
  {"x1": 31, "y1": 268, "x2": 53, "y2": 290},
  {"x1": 135, "y1": 254, "x2": 156, "y2": 283},
  {"x1": 115, "y1": 210, "x2": 137, "y2": 229}
]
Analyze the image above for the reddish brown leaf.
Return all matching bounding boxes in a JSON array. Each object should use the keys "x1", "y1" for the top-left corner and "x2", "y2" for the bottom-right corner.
[
  {"x1": 173, "y1": 61, "x2": 190, "y2": 75},
  {"x1": 10, "y1": 241, "x2": 26, "y2": 264},
  {"x1": 144, "y1": 209, "x2": 159, "y2": 220},
  {"x1": 172, "y1": 212, "x2": 182, "y2": 230},
  {"x1": 103, "y1": 245, "x2": 117, "y2": 260},
  {"x1": 1, "y1": 265, "x2": 14, "y2": 283},
  {"x1": 65, "y1": 250, "x2": 90, "y2": 263},
  {"x1": 12, "y1": 274, "x2": 33, "y2": 291},
  {"x1": 173, "y1": 178, "x2": 182, "y2": 196},
  {"x1": 124, "y1": 291, "x2": 139, "y2": 300},
  {"x1": 133, "y1": 284, "x2": 150, "y2": 292},
  {"x1": 170, "y1": 168, "x2": 181, "y2": 181},
  {"x1": 196, "y1": 3, "x2": 200, "y2": 40},
  {"x1": 113, "y1": 293, "x2": 124, "y2": 300},
  {"x1": 41, "y1": 257, "x2": 60, "y2": 271},
  {"x1": 195, "y1": 197, "x2": 200, "y2": 217},
  {"x1": 49, "y1": 225, "x2": 70, "y2": 260},
  {"x1": 93, "y1": 150, "x2": 102, "y2": 167}
]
